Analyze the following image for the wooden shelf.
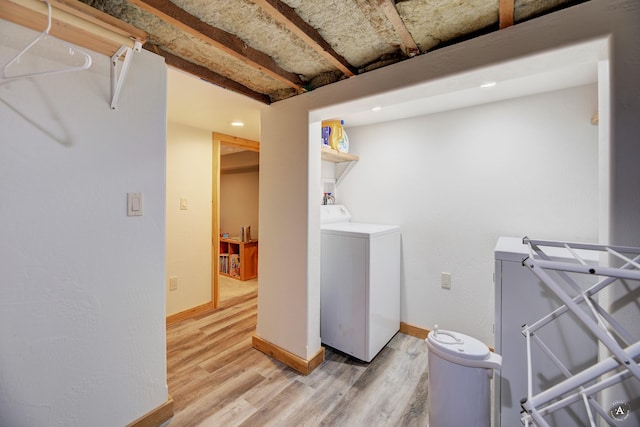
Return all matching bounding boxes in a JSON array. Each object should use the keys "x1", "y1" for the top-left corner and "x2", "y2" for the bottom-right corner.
[
  {"x1": 219, "y1": 238, "x2": 258, "y2": 281},
  {"x1": 321, "y1": 146, "x2": 358, "y2": 184},
  {"x1": 321, "y1": 146, "x2": 359, "y2": 163},
  {"x1": 1, "y1": 0, "x2": 147, "y2": 57}
]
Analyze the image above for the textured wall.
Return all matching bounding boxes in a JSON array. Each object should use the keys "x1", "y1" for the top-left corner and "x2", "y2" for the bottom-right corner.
[
  {"x1": 340, "y1": 84, "x2": 598, "y2": 346},
  {"x1": 166, "y1": 122, "x2": 213, "y2": 316},
  {"x1": 258, "y1": 1, "x2": 640, "y2": 394},
  {"x1": 0, "y1": 20, "x2": 168, "y2": 426}
]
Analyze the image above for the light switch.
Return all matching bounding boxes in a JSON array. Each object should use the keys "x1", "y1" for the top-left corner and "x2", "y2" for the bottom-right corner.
[
  {"x1": 441, "y1": 272, "x2": 451, "y2": 289},
  {"x1": 127, "y1": 192, "x2": 142, "y2": 216},
  {"x1": 180, "y1": 198, "x2": 188, "y2": 210}
]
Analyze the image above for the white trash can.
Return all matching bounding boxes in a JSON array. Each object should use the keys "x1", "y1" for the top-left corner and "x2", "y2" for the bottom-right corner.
[{"x1": 427, "y1": 327, "x2": 502, "y2": 427}]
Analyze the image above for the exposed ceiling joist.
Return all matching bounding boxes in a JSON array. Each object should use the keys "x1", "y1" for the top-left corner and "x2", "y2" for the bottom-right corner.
[
  {"x1": 377, "y1": 0, "x2": 419, "y2": 57},
  {"x1": 127, "y1": 0, "x2": 304, "y2": 92},
  {"x1": 156, "y1": 46, "x2": 271, "y2": 104},
  {"x1": 59, "y1": 0, "x2": 583, "y2": 104},
  {"x1": 253, "y1": 0, "x2": 357, "y2": 77},
  {"x1": 499, "y1": 0, "x2": 514, "y2": 29}
]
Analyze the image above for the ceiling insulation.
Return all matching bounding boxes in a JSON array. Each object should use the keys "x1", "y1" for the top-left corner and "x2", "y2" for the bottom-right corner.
[
  {"x1": 175, "y1": 0, "x2": 337, "y2": 76},
  {"x1": 79, "y1": 0, "x2": 586, "y2": 104},
  {"x1": 284, "y1": 0, "x2": 402, "y2": 67},
  {"x1": 515, "y1": 0, "x2": 576, "y2": 20},
  {"x1": 133, "y1": 5, "x2": 294, "y2": 92},
  {"x1": 396, "y1": 0, "x2": 498, "y2": 52}
]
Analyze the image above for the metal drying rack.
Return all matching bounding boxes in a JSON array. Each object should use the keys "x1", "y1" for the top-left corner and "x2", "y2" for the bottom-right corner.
[{"x1": 518, "y1": 237, "x2": 640, "y2": 427}]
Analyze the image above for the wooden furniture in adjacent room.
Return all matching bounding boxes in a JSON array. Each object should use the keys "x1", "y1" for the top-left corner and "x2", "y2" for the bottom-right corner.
[{"x1": 219, "y1": 238, "x2": 258, "y2": 281}]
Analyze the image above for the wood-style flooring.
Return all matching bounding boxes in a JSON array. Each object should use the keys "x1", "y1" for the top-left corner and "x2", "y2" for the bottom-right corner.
[
  {"x1": 166, "y1": 281, "x2": 430, "y2": 426},
  {"x1": 218, "y1": 275, "x2": 258, "y2": 302}
]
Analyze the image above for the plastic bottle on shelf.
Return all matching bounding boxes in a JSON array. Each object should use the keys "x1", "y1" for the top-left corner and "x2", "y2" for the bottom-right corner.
[
  {"x1": 321, "y1": 119, "x2": 344, "y2": 152},
  {"x1": 338, "y1": 129, "x2": 349, "y2": 153},
  {"x1": 322, "y1": 193, "x2": 335, "y2": 205}
]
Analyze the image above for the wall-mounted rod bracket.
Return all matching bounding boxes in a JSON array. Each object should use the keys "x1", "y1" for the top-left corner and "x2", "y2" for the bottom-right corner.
[{"x1": 110, "y1": 40, "x2": 142, "y2": 110}]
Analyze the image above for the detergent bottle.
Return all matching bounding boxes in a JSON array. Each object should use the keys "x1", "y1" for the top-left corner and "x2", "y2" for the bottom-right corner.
[
  {"x1": 338, "y1": 129, "x2": 349, "y2": 153},
  {"x1": 321, "y1": 119, "x2": 344, "y2": 152}
]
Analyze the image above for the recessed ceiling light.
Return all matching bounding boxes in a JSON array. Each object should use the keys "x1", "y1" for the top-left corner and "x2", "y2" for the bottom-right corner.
[
  {"x1": 371, "y1": 106, "x2": 382, "y2": 112},
  {"x1": 480, "y1": 81, "x2": 497, "y2": 88},
  {"x1": 230, "y1": 121, "x2": 245, "y2": 127}
]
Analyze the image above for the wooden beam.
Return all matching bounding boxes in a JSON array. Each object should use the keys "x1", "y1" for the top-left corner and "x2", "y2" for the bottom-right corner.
[
  {"x1": 253, "y1": 0, "x2": 356, "y2": 77},
  {"x1": 128, "y1": 0, "x2": 303, "y2": 91},
  {"x1": 151, "y1": 46, "x2": 271, "y2": 104},
  {"x1": 377, "y1": 0, "x2": 420, "y2": 57},
  {"x1": 499, "y1": 0, "x2": 514, "y2": 29},
  {"x1": 0, "y1": 0, "x2": 146, "y2": 57}
]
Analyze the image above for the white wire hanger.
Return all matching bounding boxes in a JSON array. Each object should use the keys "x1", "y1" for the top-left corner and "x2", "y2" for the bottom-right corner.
[{"x1": 1, "y1": 0, "x2": 92, "y2": 80}]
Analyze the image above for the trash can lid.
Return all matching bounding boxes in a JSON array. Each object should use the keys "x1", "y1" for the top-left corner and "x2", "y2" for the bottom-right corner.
[{"x1": 427, "y1": 329, "x2": 489, "y2": 361}]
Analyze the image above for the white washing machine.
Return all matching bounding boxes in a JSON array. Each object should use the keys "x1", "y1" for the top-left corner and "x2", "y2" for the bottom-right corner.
[{"x1": 320, "y1": 205, "x2": 401, "y2": 362}]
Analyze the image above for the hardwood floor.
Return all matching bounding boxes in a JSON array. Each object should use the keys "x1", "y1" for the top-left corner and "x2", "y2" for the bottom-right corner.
[
  {"x1": 218, "y1": 275, "x2": 258, "y2": 302},
  {"x1": 166, "y1": 287, "x2": 430, "y2": 426}
]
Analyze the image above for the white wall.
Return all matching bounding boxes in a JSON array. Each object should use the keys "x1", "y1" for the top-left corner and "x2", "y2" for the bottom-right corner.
[
  {"x1": 257, "y1": 0, "x2": 640, "y2": 385},
  {"x1": 0, "y1": 20, "x2": 168, "y2": 426},
  {"x1": 166, "y1": 122, "x2": 212, "y2": 316},
  {"x1": 258, "y1": 105, "x2": 313, "y2": 358},
  {"x1": 337, "y1": 85, "x2": 598, "y2": 345}
]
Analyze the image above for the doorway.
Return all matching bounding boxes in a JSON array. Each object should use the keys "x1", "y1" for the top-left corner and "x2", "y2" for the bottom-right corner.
[{"x1": 212, "y1": 132, "x2": 260, "y2": 308}]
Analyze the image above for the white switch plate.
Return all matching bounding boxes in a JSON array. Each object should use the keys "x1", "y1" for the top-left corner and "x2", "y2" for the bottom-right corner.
[
  {"x1": 441, "y1": 272, "x2": 451, "y2": 289},
  {"x1": 180, "y1": 198, "x2": 188, "y2": 210},
  {"x1": 127, "y1": 192, "x2": 142, "y2": 216},
  {"x1": 169, "y1": 276, "x2": 178, "y2": 291}
]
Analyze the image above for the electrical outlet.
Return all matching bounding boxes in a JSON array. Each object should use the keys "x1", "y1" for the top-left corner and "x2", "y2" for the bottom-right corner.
[
  {"x1": 441, "y1": 272, "x2": 451, "y2": 289},
  {"x1": 169, "y1": 276, "x2": 178, "y2": 291}
]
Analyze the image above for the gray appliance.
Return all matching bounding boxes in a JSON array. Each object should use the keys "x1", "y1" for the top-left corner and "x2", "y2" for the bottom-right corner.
[{"x1": 494, "y1": 237, "x2": 598, "y2": 426}]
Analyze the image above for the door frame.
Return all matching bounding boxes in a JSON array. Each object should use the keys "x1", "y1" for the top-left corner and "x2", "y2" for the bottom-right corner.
[{"x1": 211, "y1": 132, "x2": 260, "y2": 308}]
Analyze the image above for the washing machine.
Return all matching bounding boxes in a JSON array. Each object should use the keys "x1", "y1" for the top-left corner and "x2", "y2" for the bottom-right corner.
[{"x1": 320, "y1": 204, "x2": 401, "y2": 362}]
